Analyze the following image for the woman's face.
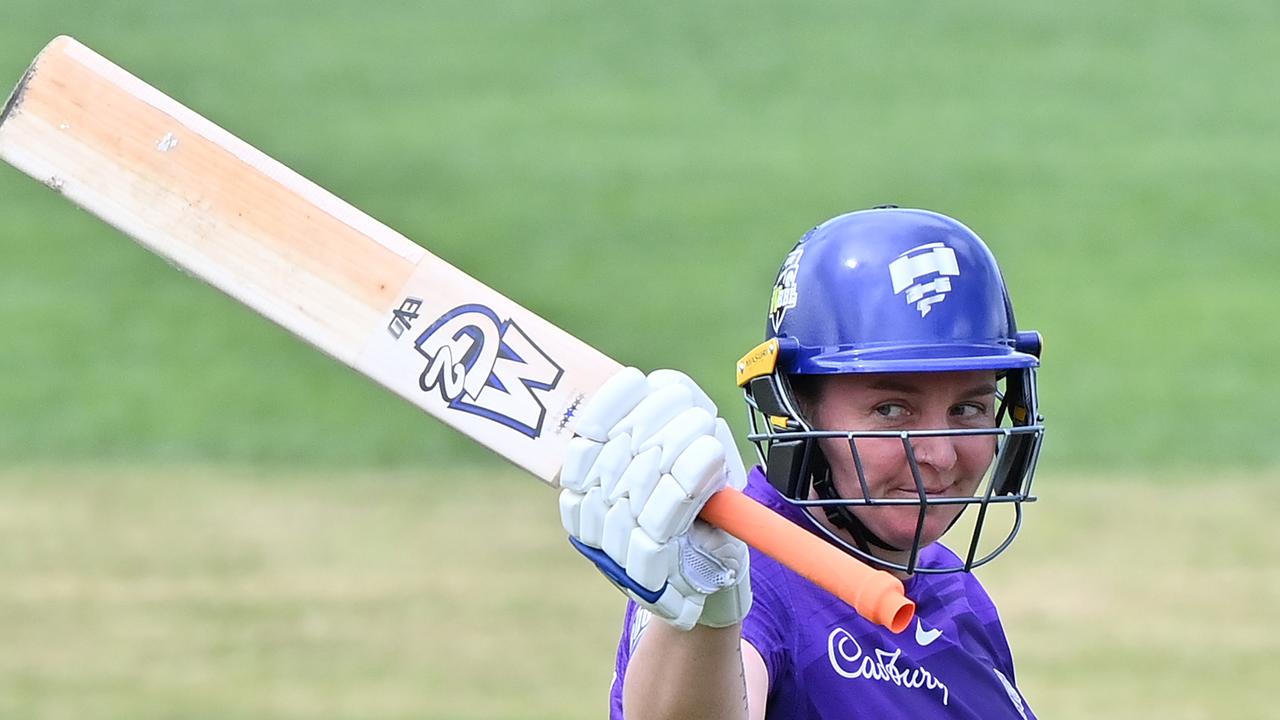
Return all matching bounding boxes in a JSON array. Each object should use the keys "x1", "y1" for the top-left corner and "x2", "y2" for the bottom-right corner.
[{"x1": 804, "y1": 370, "x2": 1000, "y2": 561}]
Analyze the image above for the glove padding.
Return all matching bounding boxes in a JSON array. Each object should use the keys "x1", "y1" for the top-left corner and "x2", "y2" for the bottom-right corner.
[{"x1": 559, "y1": 367, "x2": 752, "y2": 631}]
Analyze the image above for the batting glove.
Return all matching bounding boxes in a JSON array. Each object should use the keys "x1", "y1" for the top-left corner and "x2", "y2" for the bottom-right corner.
[{"x1": 559, "y1": 367, "x2": 752, "y2": 631}]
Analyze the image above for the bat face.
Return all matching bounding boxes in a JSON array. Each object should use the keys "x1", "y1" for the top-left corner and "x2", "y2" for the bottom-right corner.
[
  {"x1": 399, "y1": 302, "x2": 569, "y2": 438},
  {"x1": 356, "y1": 258, "x2": 619, "y2": 480},
  {"x1": 0, "y1": 35, "x2": 912, "y2": 631},
  {"x1": 0, "y1": 35, "x2": 618, "y2": 482}
]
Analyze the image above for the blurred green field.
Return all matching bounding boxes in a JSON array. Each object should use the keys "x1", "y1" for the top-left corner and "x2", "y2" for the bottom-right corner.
[
  {"x1": 2, "y1": 1, "x2": 1278, "y2": 718},
  {"x1": 1, "y1": 466, "x2": 1276, "y2": 719},
  {"x1": 2, "y1": 1, "x2": 1277, "y2": 469}
]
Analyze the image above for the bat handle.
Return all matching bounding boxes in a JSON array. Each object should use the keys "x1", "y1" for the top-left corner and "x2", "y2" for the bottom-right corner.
[{"x1": 698, "y1": 487, "x2": 915, "y2": 633}]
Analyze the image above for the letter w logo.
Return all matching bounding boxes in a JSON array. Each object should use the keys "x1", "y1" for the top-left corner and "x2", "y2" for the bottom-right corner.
[{"x1": 414, "y1": 304, "x2": 564, "y2": 437}]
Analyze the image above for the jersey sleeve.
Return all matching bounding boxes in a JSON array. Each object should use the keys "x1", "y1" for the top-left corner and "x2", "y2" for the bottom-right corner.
[
  {"x1": 962, "y1": 570, "x2": 1037, "y2": 719},
  {"x1": 608, "y1": 601, "x2": 643, "y2": 719},
  {"x1": 738, "y1": 548, "x2": 795, "y2": 691},
  {"x1": 964, "y1": 573, "x2": 1021, "y2": 684}
]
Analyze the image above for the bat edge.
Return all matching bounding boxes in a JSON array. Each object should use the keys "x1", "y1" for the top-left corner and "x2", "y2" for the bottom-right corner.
[
  {"x1": 2, "y1": 36, "x2": 78, "y2": 128},
  {"x1": 1, "y1": 50, "x2": 36, "y2": 126}
]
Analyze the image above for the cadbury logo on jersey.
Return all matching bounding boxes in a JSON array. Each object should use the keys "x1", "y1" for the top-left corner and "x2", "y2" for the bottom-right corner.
[
  {"x1": 827, "y1": 627, "x2": 951, "y2": 706},
  {"x1": 888, "y1": 242, "x2": 961, "y2": 318}
]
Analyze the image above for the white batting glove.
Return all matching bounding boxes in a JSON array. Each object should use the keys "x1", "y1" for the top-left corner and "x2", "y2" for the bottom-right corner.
[{"x1": 559, "y1": 367, "x2": 752, "y2": 631}]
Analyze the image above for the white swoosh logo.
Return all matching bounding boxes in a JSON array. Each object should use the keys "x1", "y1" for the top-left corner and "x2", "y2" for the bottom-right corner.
[{"x1": 915, "y1": 620, "x2": 943, "y2": 647}]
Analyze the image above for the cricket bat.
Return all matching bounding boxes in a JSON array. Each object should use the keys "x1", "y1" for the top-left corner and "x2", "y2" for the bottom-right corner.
[{"x1": 0, "y1": 36, "x2": 913, "y2": 632}]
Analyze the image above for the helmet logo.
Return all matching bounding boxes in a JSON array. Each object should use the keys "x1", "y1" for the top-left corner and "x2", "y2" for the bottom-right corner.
[
  {"x1": 769, "y1": 246, "x2": 804, "y2": 333},
  {"x1": 889, "y1": 242, "x2": 960, "y2": 317}
]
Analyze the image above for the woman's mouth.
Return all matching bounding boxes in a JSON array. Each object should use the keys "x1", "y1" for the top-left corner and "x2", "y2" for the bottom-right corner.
[{"x1": 885, "y1": 479, "x2": 958, "y2": 499}]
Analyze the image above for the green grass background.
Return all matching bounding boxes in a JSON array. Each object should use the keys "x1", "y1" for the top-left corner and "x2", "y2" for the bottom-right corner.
[{"x1": 1, "y1": 1, "x2": 1277, "y2": 717}]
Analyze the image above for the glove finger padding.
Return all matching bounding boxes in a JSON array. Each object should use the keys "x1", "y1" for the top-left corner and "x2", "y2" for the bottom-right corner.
[
  {"x1": 625, "y1": 526, "x2": 678, "y2": 593},
  {"x1": 614, "y1": 383, "x2": 694, "y2": 449},
  {"x1": 670, "y1": 433, "x2": 729, "y2": 498},
  {"x1": 590, "y1": 434, "x2": 634, "y2": 498},
  {"x1": 648, "y1": 585, "x2": 706, "y2": 632},
  {"x1": 642, "y1": 406, "x2": 716, "y2": 472},
  {"x1": 600, "y1": 497, "x2": 635, "y2": 566},
  {"x1": 636, "y1": 474, "x2": 699, "y2": 544},
  {"x1": 576, "y1": 486, "x2": 609, "y2": 547},
  {"x1": 646, "y1": 369, "x2": 717, "y2": 416},
  {"x1": 714, "y1": 417, "x2": 749, "y2": 492},
  {"x1": 572, "y1": 366, "x2": 649, "y2": 442},
  {"x1": 634, "y1": 433, "x2": 727, "y2": 541},
  {"x1": 609, "y1": 445, "x2": 662, "y2": 506},
  {"x1": 558, "y1": 488, "x2": 585, "y2": 537},
  {"x1": 559, "y1": 436, "x2": 603, "y2": 493},
  {"x1": 562, "y1": 366, "x2": 752, "y2": 632}
]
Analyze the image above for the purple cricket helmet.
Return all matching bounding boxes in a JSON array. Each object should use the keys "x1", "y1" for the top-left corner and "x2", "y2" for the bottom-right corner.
[{"x1": 740, "y1": 207, "x2": 1045, "y2": 574}]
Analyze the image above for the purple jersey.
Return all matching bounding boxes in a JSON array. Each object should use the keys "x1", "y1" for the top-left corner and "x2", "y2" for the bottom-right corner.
[{"x1": 607, "y1": 467, "x2": 1034, "y2": 719}]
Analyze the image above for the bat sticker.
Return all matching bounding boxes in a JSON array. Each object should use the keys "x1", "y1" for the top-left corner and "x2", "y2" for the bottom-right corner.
[
  {"x1": 386, "y1": 297, "x2": 422, "y2": 339},
  {"x1": 413, "y1": 303, "x2": 564, "y2": 437}
]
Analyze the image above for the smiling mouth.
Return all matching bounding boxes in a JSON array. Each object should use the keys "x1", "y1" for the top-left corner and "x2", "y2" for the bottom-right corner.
[{"x1": 886, "y1": 481, "x2": 959, "y2": 499}]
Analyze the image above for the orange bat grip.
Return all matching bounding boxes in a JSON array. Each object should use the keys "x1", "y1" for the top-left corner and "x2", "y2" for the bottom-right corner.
[{"x1": 699, "y1": 487, "x2": 915, "y2": 633}]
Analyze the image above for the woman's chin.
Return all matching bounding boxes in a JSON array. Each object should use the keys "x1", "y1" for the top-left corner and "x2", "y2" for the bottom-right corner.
[{"x1": 860, "y1": 509, "x2": 959, "y2": 552}]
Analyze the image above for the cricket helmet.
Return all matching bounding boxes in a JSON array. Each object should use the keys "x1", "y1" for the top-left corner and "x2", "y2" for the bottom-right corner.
[{"x1": 738, "y1": 207, "x2": 1045, "y2": 574}]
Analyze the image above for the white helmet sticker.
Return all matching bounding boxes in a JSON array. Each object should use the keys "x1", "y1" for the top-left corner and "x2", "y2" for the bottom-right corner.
[
  {"x1": 889, "y1": 242, "x2": 960, "y2": 317},
  {"x1": 769, "y1": 246, "x2": 804, "y2": 332}
]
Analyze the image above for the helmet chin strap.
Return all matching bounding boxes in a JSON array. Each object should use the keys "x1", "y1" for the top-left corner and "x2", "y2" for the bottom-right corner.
[{"x1": 807, "y1": 449, "x2": 904, "y2": 554}]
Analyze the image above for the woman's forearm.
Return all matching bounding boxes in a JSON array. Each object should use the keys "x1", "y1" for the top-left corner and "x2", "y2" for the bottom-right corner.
[{"x1": 622, "y1": 621, "x2": 751, "y2": 720}]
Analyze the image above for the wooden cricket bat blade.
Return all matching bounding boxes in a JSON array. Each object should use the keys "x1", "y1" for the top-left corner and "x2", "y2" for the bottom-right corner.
[{"x1": 0, "y1": 35, "x2": 914, "y2": 631}]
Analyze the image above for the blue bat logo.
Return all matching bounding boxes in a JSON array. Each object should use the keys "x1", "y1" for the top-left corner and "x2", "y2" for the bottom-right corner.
[{"x1": 413, "y1": 304, "x2": 564, "y2": 437}]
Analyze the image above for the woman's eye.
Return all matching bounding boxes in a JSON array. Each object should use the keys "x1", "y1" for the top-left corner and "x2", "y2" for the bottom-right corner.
[
  {"x1": 875, "y1": 403, "x2": 907, "y2": 418},
  {"x1": 951, "y1": 403, "x2": 987, "y2": 418}
]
